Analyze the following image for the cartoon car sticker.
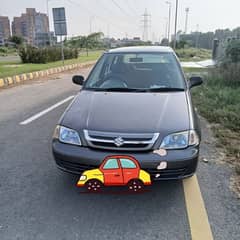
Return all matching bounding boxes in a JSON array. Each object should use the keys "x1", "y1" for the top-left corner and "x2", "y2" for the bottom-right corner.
[{"x1": 77, "y1": 155, "x2": 152, "y2": 192}]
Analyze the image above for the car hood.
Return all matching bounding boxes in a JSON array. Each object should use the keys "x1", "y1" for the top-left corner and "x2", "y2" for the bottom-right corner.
[{"x1": 61, "y1": 90, "x2": 190, "y2": 135}]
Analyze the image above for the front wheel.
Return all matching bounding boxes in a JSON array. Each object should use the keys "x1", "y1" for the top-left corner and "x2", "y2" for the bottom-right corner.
[
  {"x1": 85, "y1": 179, "x2": 103, "y2": 192},
  {"x1": 128, "y1": 179, "x2": 144, "y2": 192}
]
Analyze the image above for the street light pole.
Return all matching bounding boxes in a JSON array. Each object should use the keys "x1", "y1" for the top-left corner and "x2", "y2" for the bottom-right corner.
[
  {"x1": 46, "y1": 0, "x2": 51, "y2": 46},
  {"x1": 46, "y1": 0, "x2": 49, "y2": 17},
  {"x1": 165, "y1": 18, "x2": 168, "y2": 40},
  {"x1": 173, "y1": 0, "x2": 179, "y2": 49},
  {"x1": 166, "y1": 1, "x2": 171, "y2": 45}
]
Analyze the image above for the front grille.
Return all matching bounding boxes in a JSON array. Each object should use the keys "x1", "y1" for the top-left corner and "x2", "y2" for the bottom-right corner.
[
  {"x1": 84, "y1": 130, "x2": 159, "y2": 151},
  {"x1": 56, "y1": 159, "x2": 96, "y2": 173},
  {"x1": 56, "y1": 159, "x2": 188, "y2": 179}
]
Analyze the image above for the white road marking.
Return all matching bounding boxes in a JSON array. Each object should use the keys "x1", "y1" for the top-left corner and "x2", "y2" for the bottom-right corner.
[{"x1": 20, "y1": 96, "x2": 75, "y2": 125}]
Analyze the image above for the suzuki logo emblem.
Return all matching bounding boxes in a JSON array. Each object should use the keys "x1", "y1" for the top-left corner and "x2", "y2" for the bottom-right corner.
[{"x1": 114, "y1": 137, "x2": 124, "y2": 147}]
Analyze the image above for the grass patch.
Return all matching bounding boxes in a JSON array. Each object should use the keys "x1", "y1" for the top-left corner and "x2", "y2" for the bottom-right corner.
[
  {"x1": 192, "y1": 74, "x2": 240, "y2": 131},
  {"x1": 182, "y1": 67, "x2": 209, "y2": 74},
  {"x1": 177, "y1": 48, "x2": 212, "y2": 62},
  {"x1": 0, "y1": 47, "x2": 18, "y2": 57},
  {"x1": 0, "y1": 50, "x2": 102, "y2": 78},
  {"x1": 190, "y1": 67, "x2": 240, "y2": 174}
]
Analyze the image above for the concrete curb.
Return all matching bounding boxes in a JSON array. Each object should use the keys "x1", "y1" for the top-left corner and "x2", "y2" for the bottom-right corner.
[{"x1": 0, "y1": 61, "x2": 96, "y2": 89}]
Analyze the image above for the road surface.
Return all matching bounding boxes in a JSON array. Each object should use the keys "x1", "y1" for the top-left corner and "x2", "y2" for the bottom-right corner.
[
  {"x1": 0, "y1": 68, "x2": 239, "y2": 240},
  {"x1": 181, "y1": 59, "x2": 215, "y2": 68},
  {"x1": 0, "y1": 55, "x2": 20, "y2": 63}
]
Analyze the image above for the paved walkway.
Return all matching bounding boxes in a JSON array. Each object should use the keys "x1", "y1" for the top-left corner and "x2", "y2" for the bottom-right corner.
[{"x1": 181, "y1": 59, "x2": 215, "y2": 68}]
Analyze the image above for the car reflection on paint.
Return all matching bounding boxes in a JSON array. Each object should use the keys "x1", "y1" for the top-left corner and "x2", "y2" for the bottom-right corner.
[{"x1": 77, "y1": 155, "x2": 151, "y2": 192}]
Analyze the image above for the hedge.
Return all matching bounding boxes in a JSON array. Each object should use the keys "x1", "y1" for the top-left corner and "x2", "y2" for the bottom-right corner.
[{"x1": 19, "y1": 45, "x2": 78, "y2": 64}]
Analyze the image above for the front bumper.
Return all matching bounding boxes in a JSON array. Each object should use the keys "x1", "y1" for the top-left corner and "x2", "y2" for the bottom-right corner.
[{"x1": 52, "y1": 140, "x2": 199, "y2": 180}]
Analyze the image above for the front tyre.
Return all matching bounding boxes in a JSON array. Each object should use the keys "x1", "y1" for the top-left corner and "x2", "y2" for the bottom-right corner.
[
  {"x1": 85, "y1": 179, "x2": 103, "y2": 192},
  {"x1": 128, "y1": 179, "x2": 144, "y2": 192}
]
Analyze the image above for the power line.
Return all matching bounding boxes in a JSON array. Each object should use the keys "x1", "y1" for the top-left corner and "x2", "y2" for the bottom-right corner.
[
  {"x1": 125, "y1": 0, "x2": 140, "y2": 17},
  {"x1": 95, "y1": 0, "x2": 136, "y2": 25},
  {"x1": 110, "y1": 0, "x2": 134, "y2": 18},
  {"x1": 66, "y1": 0, "x2": 134, "y2": 35}
]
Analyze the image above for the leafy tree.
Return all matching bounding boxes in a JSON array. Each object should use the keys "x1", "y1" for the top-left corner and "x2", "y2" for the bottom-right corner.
[
  {"x1": 9, "y1": 35, "x2": 24, "y2": 46},
  {"x1": 66, "y1": 32, "x2": 104, "y2": 55},
  {"x1": 226, "y1": 40, "x2": 240, "y2": 63},
  {"x1": 160, "y1": 38, "x2": 169, "y2": 46},
  {"x1": 176, "y1": 40, "x2": 187, "y2": 49}
]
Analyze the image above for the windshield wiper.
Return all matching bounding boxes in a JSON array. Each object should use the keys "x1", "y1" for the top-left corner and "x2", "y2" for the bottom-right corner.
[
  {"x1": 85, "y1": 88, "x2": 144, "y2": 92},
  {"x1": 85, "y1": 87, "x2": 185, "y2": 92},
  {"x1": 145, "y1": 87, "x2": 185, "y2": 92}
]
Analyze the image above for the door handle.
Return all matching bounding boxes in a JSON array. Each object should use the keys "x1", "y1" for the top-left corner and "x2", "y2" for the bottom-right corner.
[{"x1": 114, "y1": 174, "x2": 120, "y2": 177}]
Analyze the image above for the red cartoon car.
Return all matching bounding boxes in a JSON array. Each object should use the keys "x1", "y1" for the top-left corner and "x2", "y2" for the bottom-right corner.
[{"x1": 77, "y1": 155, "x2": 151, "y2": 192}]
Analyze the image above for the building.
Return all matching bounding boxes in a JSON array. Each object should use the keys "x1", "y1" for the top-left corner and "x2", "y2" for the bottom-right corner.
[
  {"x1": 35, "y1": 32, "x2": 57, "y2": 47},
  {"x1": 0, "y1": 16, "x2": 11, "y2": 46},
  {"x1": 102, "y1": 37, "x2": 144, "y2": 49},
  {"x1": 12, "y1": 8, "x2": 50, "y2": 46}
]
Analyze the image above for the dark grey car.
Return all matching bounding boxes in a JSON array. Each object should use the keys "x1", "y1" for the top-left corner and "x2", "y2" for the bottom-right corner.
[{"x1": 52, "y1": 46, "x2": 203, "y2": 180}]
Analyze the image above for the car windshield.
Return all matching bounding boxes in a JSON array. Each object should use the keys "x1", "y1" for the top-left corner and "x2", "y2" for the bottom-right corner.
[{"x1": 84, "y1": 52, "x2": 186, "y2": 92}]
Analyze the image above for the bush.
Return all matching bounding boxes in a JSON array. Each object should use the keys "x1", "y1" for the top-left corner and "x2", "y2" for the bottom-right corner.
[
  {"x1": 192, "y1": 67, "x2": 240, "y2": 131},
  {"x1": 19, "y1": 45, "x2": 78, "y2": 64},
  {"x1": 0, "y1": 47, "x2": 8, "y2": 54},
  {"x1": 191, "y1": 40, "x2": 240, "y2": 177},
  {"x1": 9, "y1": 35, "x2": 24, "y2": 46},
  {"x1": 212, "y1": 40, "x2": 240, "y2": 87},
  {"x1": 225, "y1": 40, "x2": 240, "y2": 63},
  {"x1": 210, "y1": 63, "x2": 240, "y2": 87}
]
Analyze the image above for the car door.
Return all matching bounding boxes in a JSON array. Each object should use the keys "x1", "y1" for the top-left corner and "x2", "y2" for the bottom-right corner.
[
  {"x1": 101, "y1": 158, "x2": 124, "y2": 186},
  {"x1": 119, "y1": 158, "x2": 140, "y2": 184}
]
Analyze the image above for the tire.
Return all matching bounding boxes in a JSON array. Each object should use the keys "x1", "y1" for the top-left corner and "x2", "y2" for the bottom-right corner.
[
  {"x1": 85, "y1": 179, "x2": 103, "y2": 192},
  {"x1": 128, "y1": 179, "x2": 144, "y2": 192}
]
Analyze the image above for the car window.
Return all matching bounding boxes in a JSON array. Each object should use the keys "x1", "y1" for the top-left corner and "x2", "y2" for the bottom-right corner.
[
  {"x1": 84, "y1": 52, "x2": 185, "y2": 90},
  {"x1": 103, "y1": 159, "x2": 119, "y2": 169},
  {"x1": 120, "y1": 158, "x2": 137, "y2": 169},
  {"x1": 124, "y1": 54, "x2": 171, "y2": 64}
]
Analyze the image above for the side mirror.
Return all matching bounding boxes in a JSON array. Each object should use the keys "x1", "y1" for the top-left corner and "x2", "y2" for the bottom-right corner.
[
  {"x1": 189, "y1": 76, "x2": 203, "y2": 89},
  {"x1": 72, "y1": 75, "x2": 84, "y2": 85}
]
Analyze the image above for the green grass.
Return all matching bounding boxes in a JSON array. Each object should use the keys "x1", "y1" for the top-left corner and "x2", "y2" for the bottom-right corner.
[
  {"x1": 192, "y1": 84, "x2": 240, "y2": 131},
  {"x1": 0, "y1": 50, "x2": 102, "y2": 78},
  {"x1": 190, "y1": 68, "x2": 240, "y2": 172},
  {"x1": 182, "y1": 67, "x2": 209, "y2": 74},
  {"x1": 0, "y1": 47, "x2": 18, "y2": 57},
  {"x1": 177, "y1": 48, "x2": 212, "y2": 62}
]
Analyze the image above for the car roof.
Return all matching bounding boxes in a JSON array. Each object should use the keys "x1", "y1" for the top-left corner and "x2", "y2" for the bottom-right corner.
[{"x1": 107, "y1": 46, "x2": 174, "y2": 54}]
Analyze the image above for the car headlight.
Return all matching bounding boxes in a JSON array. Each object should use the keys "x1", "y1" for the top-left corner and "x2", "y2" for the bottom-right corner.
[
  {"x1": 53, "y1": 125, "x2": 81, "y2": 146},
  {"x1": 79, "y1": 175, "x2": 87, "y2": 181},
  {"x1": 160, "y1": 130, "x2": 199, "y2": 149}
]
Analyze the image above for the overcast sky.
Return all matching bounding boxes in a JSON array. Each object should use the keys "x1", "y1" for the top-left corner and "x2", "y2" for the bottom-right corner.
[{"x1": 1, "y1": 0, "x2": 240, "y2": 41}]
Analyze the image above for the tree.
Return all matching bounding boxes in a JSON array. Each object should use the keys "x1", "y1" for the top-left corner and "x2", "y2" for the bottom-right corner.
[
  {"x1": 160, "y1": 38, "x2": 169, "y2": 46},
  {"x1": 9, "y1": 35, "x2": 24, "y2": 47},
  {"x1": 66, "y1": 32, "x2": 104, "y2": 55},
  {"x1": 226, "y1": 40, "x2": 240, "y2": 63}
]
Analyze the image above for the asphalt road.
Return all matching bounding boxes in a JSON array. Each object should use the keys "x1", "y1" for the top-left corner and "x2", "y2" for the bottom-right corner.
[{"x1": 0, "y1": 68, "x2": 239, "y2": 240}]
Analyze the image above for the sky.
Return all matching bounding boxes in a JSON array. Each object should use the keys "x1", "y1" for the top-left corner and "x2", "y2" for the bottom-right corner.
[{"x1": 1, "y1": 0, "x2": 240, "y2": 41}]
